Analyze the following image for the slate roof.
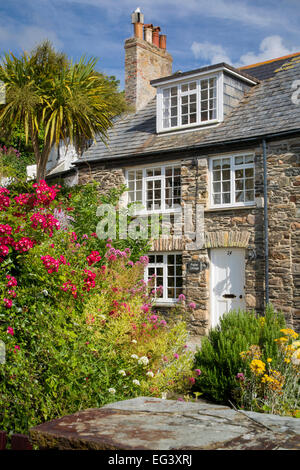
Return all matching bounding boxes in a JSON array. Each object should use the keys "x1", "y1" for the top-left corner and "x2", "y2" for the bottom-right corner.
[
  {"x1": 239, "y1": 52, "x2": 300, "y2": 81},
  {"x1": 78, "y1": 55, "x2": 300, "y2": 165}
]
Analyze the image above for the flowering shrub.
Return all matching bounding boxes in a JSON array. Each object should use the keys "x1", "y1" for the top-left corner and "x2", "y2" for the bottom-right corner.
[
  {"x1": 193, "y1": 306, "x2": 287, "y2": 404},
  {"x1": 236, "y1": 328, "x2": 300, "y2": 416},
  {"x1": 0, "y1": 179, "x2": 194, "y2": 435}
]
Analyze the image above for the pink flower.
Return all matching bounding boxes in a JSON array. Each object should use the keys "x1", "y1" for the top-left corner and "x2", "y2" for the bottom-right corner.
[
  {"x1": 194, "y1": 369, "x2": 201, "y2": 376},
  {"x1": 141, "y1": 304, "x2": 150, "y2": 313},
  {"x1": 87, "y1": 251, "x2": 102, "y2": 266},
  {"x1": 174, "y1": 353, "x2": 179, "y2": 359},
  {"x1": 0, "y1": 224, "x2": 12, "y2": 235},
  {"x1": 178, "y1": 294, "x2": 186, "y2": 302},
  {"x1": 6, "y1": 275, "x2": 17, "y2": 287},
  {"x1": 7, "y1": 290, "x2": 16, "y2": 298},
  {"x1": 7, "y1": 326, "x2": 14, "y2": 335},
  {"x1": 188, "y1": 377, "x2": 195, "y2": 384},
  {"x1": 189, "y1": 302, "x2": 196, "y2": 309},
  {"x1": 236, "y1": 373, "x2": 245, "y2": 382},
  {"x1": 14, "y1": 237, "x2": 35, "y2": 252},
  {"x1": 14, "y1": 345, "x2": 20, "y2": 352},
  {"x1": 3, "y1": 298, "x2": 12, "y2": 308}
]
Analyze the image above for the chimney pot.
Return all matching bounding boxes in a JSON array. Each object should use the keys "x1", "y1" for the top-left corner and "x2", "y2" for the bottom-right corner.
[
  {"x1": 152, "y1": 26, "x2": 160, "y2": 47},
  {"x1": 144, "y1": 23, "x2": 153, "y2": 43},
  {"x1": 131, "y1": 8, "x2": 144, "y2": 40},
  {"x1": 159, "y1": 34, "x2": 166, "y2": 49},
  {"x1": 131, "y1": 8, "x2": 144, "y2": 24}
]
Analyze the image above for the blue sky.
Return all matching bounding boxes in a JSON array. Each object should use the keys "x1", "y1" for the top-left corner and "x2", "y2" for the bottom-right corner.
[{"x1": 0, "y1": 0, "x2": 300, "y2": 90}]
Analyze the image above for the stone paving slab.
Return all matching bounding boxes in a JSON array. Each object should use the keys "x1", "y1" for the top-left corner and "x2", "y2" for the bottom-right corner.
[{"x1": 29, "y1": 397, "x2": 300, "y2": 450}]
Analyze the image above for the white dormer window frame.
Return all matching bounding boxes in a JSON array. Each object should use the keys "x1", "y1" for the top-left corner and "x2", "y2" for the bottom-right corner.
[{"x1": 156, "y1": 71, "x2": 224, "y2": 133}]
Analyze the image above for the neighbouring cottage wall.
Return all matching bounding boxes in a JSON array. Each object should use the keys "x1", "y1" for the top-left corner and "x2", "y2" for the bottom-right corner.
[
  {"x1": 76, "y1": 136, "x2": 300, "y2": 336},
  {"x1": 179, "y1": 151, "x2": 265, "y2": 335},
  {"x1": 266, "y1": 138, "x2": 300, "y2": 331},
  {"x1": 78, "y1": 163, "x2": 126, "y2": 196}
]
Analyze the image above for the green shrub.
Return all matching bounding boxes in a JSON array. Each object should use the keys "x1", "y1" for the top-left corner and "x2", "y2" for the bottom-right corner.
[
  {"x1": 193, "y1": 306, "x2": 286, "y2": 404},
  {"x1": 0, "y1": 178, "x2": 194, "y2": 435}
]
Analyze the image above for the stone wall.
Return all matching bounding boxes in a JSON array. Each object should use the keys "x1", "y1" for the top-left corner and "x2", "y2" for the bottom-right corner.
[
  {"x1": 77, "y1": 136, "x2": 300, "y2": 336},
  {"x1": 125, "y1": 37, "x2": 173, "y2": 112}
]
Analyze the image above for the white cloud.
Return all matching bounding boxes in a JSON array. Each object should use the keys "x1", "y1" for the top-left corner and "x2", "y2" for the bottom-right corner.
[
  {"x1": 191, "y1": 41, "x2": 231, "y2": 65},
  {"x1": 191, "y1": 35, "x2": 300, "y2": 68},
  {"x1": 238, "y1": 35, "x2": 300, "y2": 66}
]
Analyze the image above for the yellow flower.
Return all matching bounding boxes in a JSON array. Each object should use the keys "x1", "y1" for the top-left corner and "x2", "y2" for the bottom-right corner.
[
  {"x1": 259, "y1": 317, "x2": 265, "y2": 327},
  {"x1": 280, "y1": 329, "x2": 299, "y2": 340},
  {"x1": 275, "y1": 337, "x2": 288, "y2": 343},
  {"x1": 250, "y1": 359, "x2": 266, "y2": 375},
  {"x1": 292, "y1": 341, "x2": 300, "y2": 349},
  {"x1": 284, "y1": 358, "x2": 291, "y2": 363},
  {"x1": 267, "y1": 358, "x2": 272, "y2": 363}
]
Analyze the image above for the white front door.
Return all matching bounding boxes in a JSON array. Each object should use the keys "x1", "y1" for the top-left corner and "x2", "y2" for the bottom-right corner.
[{"x1": 210, "y1": 248, "x2": 246, "y2": 328}]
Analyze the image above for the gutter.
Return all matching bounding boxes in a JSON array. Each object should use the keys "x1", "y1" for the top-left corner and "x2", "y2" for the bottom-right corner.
[{"x1": 262, "y1": 139, "x2": 269, "y2": 306}]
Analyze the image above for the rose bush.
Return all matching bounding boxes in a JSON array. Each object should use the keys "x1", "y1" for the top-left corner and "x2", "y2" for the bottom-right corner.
[{"x1": 0, "y1": 178, "x2": 194, "y2": 435}]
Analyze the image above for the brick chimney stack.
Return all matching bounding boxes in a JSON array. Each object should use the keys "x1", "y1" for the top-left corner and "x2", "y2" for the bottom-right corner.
[{"x1": 125, "y1": 8, "x2": 173, "y2": 112}]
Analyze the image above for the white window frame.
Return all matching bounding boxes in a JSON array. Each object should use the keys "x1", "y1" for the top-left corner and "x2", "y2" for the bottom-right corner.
[
  {"x1": 125, "y1": 163, "x2": 182, "y2": 214},
  {"x1": 144, "y1": 252, "x2": 183, "y2": 304},
  {"x1": 156, "y1": 71, "x2": 223, "y2": 133},
  {"x1": 209, "y1": 153, "x2": 255, "y2": 209}
]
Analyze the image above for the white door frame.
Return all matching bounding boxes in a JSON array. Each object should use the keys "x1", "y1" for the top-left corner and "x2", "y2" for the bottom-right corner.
[{"x1": 209, "y1": 247, "x2": 246, "y2": 328}]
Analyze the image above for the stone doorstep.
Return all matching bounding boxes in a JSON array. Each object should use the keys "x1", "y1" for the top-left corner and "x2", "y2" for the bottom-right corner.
[{"x1": 29, "y1": 397, "x2": 300, "y2": 451}]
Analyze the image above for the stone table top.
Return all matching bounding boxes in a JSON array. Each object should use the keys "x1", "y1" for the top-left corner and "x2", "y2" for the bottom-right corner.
[{"x1": 29, "y1": 397, "x2": 300, "y2": 450}]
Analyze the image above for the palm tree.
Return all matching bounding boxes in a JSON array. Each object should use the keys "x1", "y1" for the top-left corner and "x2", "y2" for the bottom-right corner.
[{"x1": 0, "y1": 41, "x2": 127, "y2": 181}]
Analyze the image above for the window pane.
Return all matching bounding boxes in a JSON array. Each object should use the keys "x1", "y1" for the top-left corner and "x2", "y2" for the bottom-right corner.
[
  {"x1": 213, "y1": 194, "x2": 221, "y2": 204},
  {"x1": 222, "y1": 193, "x2": 230, "y2": 204},
  {"x1": 181, "y1": 84, "x2": 188, "y2": 92},
  {"x1": 235, "y1": 191, "x2": 244, "y2": 202},
  {"x1": 245, "y1": 190, "x2": 254, "y2": 202},
  {"x1": 168, "y1": 255, "x2": 175, "y2": 264},
  {"x1": 235, "y1": 156, "x2": 244, "y2": 165},
  {"x1": 213, "y1": 182, "x2": 221, "y2": 193},
  {"x1": 222, "y1": 181, "x2": 230, "y2": 192},
  {"x1": 156, "y1": 255, "x2": 163, "y2": 263}
]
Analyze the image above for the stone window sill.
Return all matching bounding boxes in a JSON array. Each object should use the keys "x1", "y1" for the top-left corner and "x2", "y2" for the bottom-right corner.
[{"x1": 204, "y1": 204, "x2": 258, "y2": 213}]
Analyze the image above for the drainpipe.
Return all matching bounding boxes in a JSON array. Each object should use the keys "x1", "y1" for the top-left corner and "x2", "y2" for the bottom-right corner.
[{"x1": 262, "y1": 139, "x2": 269, "y2": 306}]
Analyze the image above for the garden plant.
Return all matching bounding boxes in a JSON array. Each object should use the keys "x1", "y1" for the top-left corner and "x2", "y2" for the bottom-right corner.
[{"x1": 0, "y1": 177, "x2": 195, "y2": 436}]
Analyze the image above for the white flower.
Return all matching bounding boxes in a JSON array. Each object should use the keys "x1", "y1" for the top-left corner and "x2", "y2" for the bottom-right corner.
[
  {"x1": 108, "y1": 388, "x2": 116, "y2": 394},
  {"x1": 146, "y1": 371, "x2": 154, "y2": 378},
  {"x1": 291, "y1": 349, "x2": 300, "y2": 365},
  {"x1": 138, "y1": 356, "x2": 149, "y2": 365},
  {"x1": 118, "y1": 370, "x2": 126, "y2": 376},
  {"x1": 131, "y1": 354, "x2": 138, "y2": 359},
  {"x1": 98, "y1": 314, "x2": 106, "y2": 321},
  {"x1": 131, "y1": 339, "x2": 137, "y2": 344},
  {"x1": 132, "y1": 379, "x2": 140, "y2": 386},
  {"x1": 161, "y1": 392, "x2": 167, "y2": 400}
]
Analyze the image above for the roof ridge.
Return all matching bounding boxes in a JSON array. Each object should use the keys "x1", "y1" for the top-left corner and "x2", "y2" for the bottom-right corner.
[{"x1": 239, "y1": 51, "x2": 300, "y2": 70}]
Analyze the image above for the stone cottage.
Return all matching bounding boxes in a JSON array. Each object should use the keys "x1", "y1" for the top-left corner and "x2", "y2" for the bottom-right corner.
[{"x1": 48, "y1": 10, "x2": 300, "y2": 336}]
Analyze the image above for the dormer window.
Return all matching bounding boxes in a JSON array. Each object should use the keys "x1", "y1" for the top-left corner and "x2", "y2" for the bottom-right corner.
[
  {"x1": 151, "y1": 64, "x2": 258, "y2": 134},
  {"x1": 161, "y1": 77, "x2": 217, "y2": 130}
]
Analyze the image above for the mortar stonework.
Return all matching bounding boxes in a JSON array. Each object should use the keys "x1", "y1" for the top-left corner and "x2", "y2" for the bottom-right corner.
[{"x1": 78, "y1": 136, "x2": 300, "y2": 336}]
